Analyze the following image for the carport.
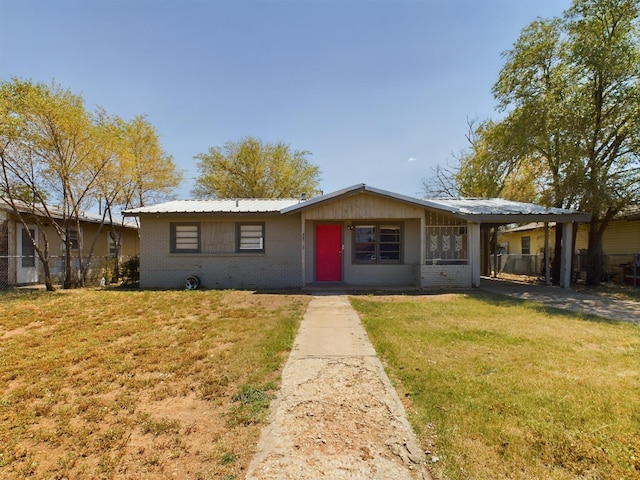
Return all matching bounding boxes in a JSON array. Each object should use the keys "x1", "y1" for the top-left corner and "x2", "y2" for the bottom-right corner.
[{"x1": 418, "y1": 198, "x2": 591, "y2": 288}]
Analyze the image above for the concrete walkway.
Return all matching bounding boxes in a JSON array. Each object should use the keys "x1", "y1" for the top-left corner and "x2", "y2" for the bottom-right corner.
[
  {"x1": 481, "y1": 278, "x2": 640, "y2": 324},
  {"x1": 245, "y1": 294, "x2": 430, "y2": 480}
]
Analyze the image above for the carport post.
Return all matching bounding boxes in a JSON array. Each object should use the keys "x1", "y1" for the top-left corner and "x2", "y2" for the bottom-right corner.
[
  {"x1": 559, "y1": 222, "x2": 573, "y2": 288},
  {"x1": 469, "y1": 222, "x2": 481, "y2": 287},
  {"x1": 492, "y1": 226, "x2": 498, "y2": 278}
]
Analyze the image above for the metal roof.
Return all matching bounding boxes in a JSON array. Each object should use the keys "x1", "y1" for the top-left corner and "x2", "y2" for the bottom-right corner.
[
  {"x1": 122, "y1": 184, "x2": 591, "y2": 223},
  {"x1": 124, "y1": 198, "x2": 301, "y2": 215},
  {"x1": 501, "y1": 222, "x2": 549, "y2": 233},
  {"x1": 422, "y1": 197, "x2": 579, "y2": 215},
  {"x1": 419, "y1": 198, "x2": 590, "y2": 223},
  {"x1": 617, "y1": 205, "x2": 640, "y2": 220},
  {"x1": 281, "y1": 184, "x2": 590, "y2": 223},
  {"x1": 1, "y1": 198, "x2": 139, "y2": 228}
]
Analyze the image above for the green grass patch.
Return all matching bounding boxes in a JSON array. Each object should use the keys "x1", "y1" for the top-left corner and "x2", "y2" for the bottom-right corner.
[
  {"x1": 229, "y1": 383, "x2": 276, "y2": 426},
  {"x1": 352, "y1": 292, "x2": 640, "y2": 480}
]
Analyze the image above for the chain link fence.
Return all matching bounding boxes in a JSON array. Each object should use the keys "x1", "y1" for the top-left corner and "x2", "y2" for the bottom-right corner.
[
  {"x1": 574, "y1": 252, "x2": 640, "y2": 286},
  {"x1": 490, "y1": 252, "x2": 640, "y2": 286},
  {"x1": 0, "y1": 255, "x2": 137, "y2": 289}
]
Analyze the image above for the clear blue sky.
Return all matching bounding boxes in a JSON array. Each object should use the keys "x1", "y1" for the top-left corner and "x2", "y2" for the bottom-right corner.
[{"x1": 1, "y1": 0, "x2": 571, "y2": 200}]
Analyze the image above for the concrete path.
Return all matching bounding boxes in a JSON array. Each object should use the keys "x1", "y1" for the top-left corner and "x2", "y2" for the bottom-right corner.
[
  {"x1": 481, "y1": 278, "x2": 640, "y2": 324},
  {"x1": 245, "y1": 294, "x2": 430, "y2": 480}
]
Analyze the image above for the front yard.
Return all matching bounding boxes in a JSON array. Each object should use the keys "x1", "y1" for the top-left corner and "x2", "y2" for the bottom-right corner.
[
  {"x1": 352, "y1": 292, "x2": 640, "y2": 480},
  {"x1": 0, "y1": 289, "x2": 309, "y2": 479},
  {"x1": 2, "y1": 287, "x2": 639, "y2": 479}
]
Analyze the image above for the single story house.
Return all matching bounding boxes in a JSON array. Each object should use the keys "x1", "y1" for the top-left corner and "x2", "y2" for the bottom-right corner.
[
  {"x1": 1, "y1": 201, "x2": 139, "y2": 288},
  {"x1": 124, "y1": 184, "x2": 590, "y2": 290}
]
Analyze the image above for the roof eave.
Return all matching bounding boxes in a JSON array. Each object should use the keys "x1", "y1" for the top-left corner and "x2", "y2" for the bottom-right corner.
[
  {"x1": 123, "y1": 210, "x2": 283, "y2": 217},
  {"x1": 459, "y1": 213, "x2": 591, "y2": 224}
]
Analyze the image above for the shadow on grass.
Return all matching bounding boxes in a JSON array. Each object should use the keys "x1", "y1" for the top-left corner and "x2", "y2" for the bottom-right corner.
[{"x1": 457, "y1": 290, "x2": 625, "y2": 326}]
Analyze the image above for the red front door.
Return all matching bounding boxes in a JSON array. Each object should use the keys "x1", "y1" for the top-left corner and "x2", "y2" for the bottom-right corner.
[{"x1": 316, "y1": 224, "x2": 342, "y2": 282}]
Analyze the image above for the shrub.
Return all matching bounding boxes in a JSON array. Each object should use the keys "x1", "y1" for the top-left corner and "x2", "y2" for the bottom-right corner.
[{"x1": 121, "y1": 256, "x2": 140, "y2": 286}]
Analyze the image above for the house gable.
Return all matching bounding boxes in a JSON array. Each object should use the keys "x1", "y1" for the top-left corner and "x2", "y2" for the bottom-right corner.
[{"x1": 296, "y1": 191, "x2": 425, "y2": 220}]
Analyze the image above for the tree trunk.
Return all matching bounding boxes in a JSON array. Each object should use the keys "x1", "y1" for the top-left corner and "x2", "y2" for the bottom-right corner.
[
  {"x1": 42, "y1": 259, "x2": 55, "y2": 291},
  {"x1": 64, "y1": 223, "x2": 73, "y2": 289},
  {"x1": 40, "y1": 238, "x2": 55, "y2": 292},
  {"x1": 585, "y1": 222, "x2": 603, "y2": 286},
  {"x1": 551, "y1": 223, "x2": 563, "y2": 283}
]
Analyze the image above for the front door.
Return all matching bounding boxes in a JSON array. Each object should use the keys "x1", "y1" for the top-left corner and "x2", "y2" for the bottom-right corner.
[
  {"x1": 316, "y1": 224, "x2": 342, "y2": 282},
  {"x1": 17, "y1": 224, "x2": 38, "y2": 284}
]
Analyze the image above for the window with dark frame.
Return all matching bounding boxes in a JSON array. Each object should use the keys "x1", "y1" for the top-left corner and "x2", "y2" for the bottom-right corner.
[
  {"x1": 68, "y1": 228, "x2": 80, "y2": 250},
  {"x1": 353, "y1": 223, "x2": 401, "y2": 264},
  {"x1": 171, "y1": 223, "x2": 200, "y2": 253},
  {"x1": 108, "y1": 232, "x2": 121, "y2": 257},
  {"x1": 521, "y1": 236, "x2": 531, "y2": 255},
  {"x1": 237, "y1": 223, "x2": 265, "y2": 252}
]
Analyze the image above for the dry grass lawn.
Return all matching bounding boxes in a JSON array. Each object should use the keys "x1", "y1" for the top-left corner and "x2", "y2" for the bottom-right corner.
[
  {"x1": 0, "y1": 288, "x2": 309, "y2": 480},
  {"x1": 352, "y1": 292, "x2": 640, "y2": 480}
]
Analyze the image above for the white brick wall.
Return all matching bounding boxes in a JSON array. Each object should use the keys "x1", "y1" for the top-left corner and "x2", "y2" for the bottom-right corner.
[
  {"x1": 139, "y1": 215, "x2": 302, "y2": 289},
  {"x1": 416, "y1": 264, "x2": 472, "y2": 289}
]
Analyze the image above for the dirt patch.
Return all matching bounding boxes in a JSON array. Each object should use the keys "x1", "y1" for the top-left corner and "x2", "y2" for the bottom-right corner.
[
  {"x1": 1, "y1": 320, "x2": 46, "y2": 339},
  {"x1": 247, "y1": 358, "x2": 428, "y2": 480}
]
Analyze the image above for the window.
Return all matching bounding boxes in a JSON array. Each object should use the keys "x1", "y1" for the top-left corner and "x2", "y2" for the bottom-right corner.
[
  {"x1": 353, "y1": 224, "x2": 401, "y2": 264},
  {"x1": 425, "y1": 225, "x2": 468, "y2": 264},
  {"x1": 237, "y1": 223, "x2": 265, "y2": 252},
  {"x1": 21, "y1": 228, "x2": 36, "y2": 267},
  {"x1": 171, "y1": 223, "x2": 200, "y2": 253},
  {"x1": 521, "y1": 236, "x2": 531, "y2": 255},
  {"x1": 108, "y1": 232, "x2": 121, "y2": 257},
  {"x1": 62, "y1": 227, "x2": 81, "y2": 251}
]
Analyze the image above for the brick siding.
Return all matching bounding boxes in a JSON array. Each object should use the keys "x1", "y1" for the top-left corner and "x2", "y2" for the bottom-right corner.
[
  {"x1": 139, "y1": 215, "x2": 302, "y2": 289},
  {"x1": 416, "y1": 264, "x2": 472, "y2": 289}
]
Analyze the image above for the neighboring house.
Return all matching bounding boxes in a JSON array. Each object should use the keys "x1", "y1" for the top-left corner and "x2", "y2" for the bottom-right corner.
[
  {"x1": 124, "y1": 184, "x2": 589, "y2": 290},
  {"x1": 499, "y1": 206, "x2": 640, "y2": 282},
  {"x1": 0, "y1": 201, "x2": 139, "y2": 288}
]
